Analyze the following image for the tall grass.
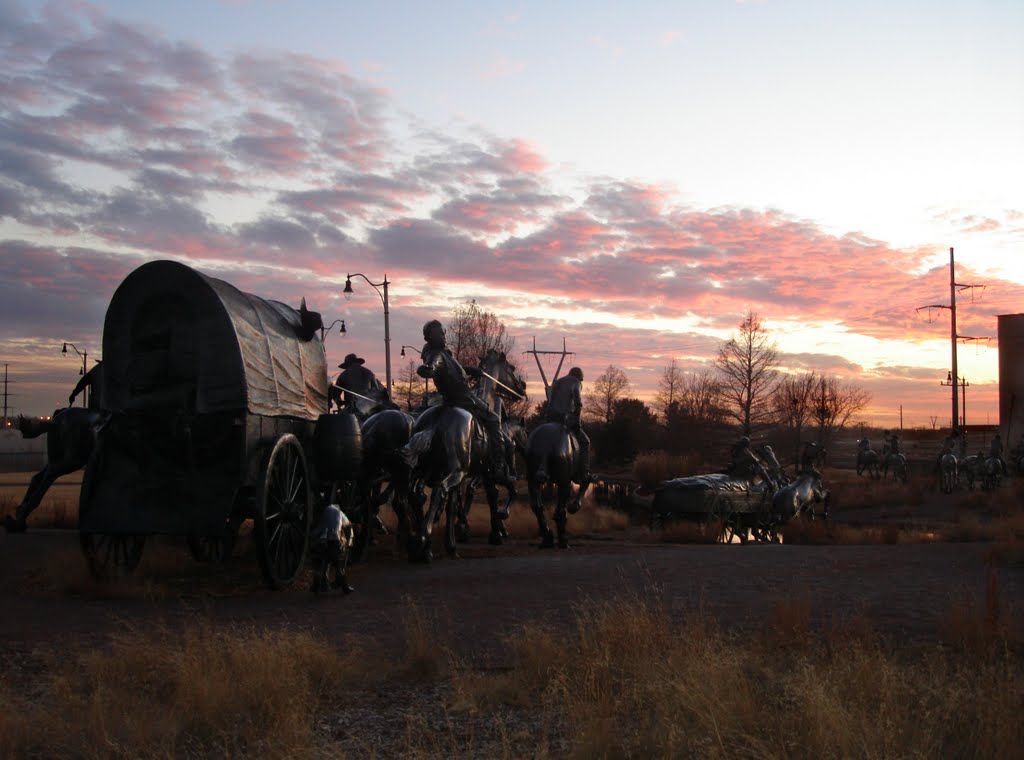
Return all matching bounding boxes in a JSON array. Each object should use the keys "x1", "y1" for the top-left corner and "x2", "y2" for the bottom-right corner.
[{"x1": 2, "y1": 591, "x2": 1021, "y2": 759}]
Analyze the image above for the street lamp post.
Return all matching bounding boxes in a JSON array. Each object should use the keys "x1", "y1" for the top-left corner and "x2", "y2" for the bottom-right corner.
[
  {"x1": 399, "y1": 345, "x2": 428, "y2": 407},
  {"x1": 344, "y1": 273, "x2": 391, "y2": 391},
  {"x1": 62, "y1": 342, "x2": 87, "y2": 407},
  {"x1": 320, "y1": 319, "x2": 347, "y2": 343}
]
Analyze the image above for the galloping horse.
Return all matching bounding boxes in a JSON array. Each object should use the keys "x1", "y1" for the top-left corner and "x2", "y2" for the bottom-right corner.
[
  {"x1": 525, "y1": 418, "x2": 592, "y2": 549},
  {"x1": 3, "y1": 409, "x2": 105, "y2": 532},
  {"x1": 457, "y1": 350, "x2": 528, "y2": 545},
  {"x1": 402, "y1": 351, "x2": 525, "y2": 562},
  {"x1": 855, "y1": 440, "x2": 881, "y2": 479},
  {"x1": 771, "y1": 471, "x2": 829, "y2": 523}
]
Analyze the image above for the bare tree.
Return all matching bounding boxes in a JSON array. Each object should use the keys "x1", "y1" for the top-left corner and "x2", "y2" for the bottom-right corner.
[
  {"x1": 394, "y1": 359, "x2": 424, "y2": 411},
  {"x1": 679, "y1": 368, "x2": 724, "y2": 425},
  {"x1": 809, "y1": 374, "x2": 871, "y2": 446},
  {"x1": 447, "y1": 299, "x2": 515, "y2": 366},
  {"x1": 772, "y1": 372, "x2": 818, "y2": 464},
  {"x1": 654, "y1": 358, "x2": 684, "y2": 421},
  {"x1": 714, "y1": 311, "x2": 779, "y2": 435},
  {"x1": 444, "y1": 299, "x2": 530, "y2": 418},
  {"x1": 770, "y1": 371, "x2": 870, "y2": 461},
  {"x1": 584, "y1": 365, "x2": 630, "y2": 424}
]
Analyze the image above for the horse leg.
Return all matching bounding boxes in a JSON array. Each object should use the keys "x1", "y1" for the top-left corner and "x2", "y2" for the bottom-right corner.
[
  {"x1": 405, "y1": 483, "x2": 427, "y2": 559},
  {"x1": 457, "y1": 480, "x2": 474, "y2": 543},
  {"x1": 412, "y1": 486, "x2": 449, "y2": 563},
  {"x1": 529, "y1": 478, "x2": 554, "y2": 548},
  {"x1": 555, "y1": 483, "x2": 569, "y2": 549},
  {"x1": 484, "y1": 480, "x2": 503, "y2": 545},
  {"x1": 6, "y1": 465, "x2": 63, "y2": 532},
  {"x1": 444, "y1": 489, "x2": 459, "y2": 559}
]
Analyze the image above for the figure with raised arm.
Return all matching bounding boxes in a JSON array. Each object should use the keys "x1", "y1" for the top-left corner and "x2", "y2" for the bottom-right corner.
[
  {"x1": 417, "y1": 320, "x2": 516, "y2": 486},
  {"x1": 546, "y1": 367, "x2": 591, "y2": 482}
]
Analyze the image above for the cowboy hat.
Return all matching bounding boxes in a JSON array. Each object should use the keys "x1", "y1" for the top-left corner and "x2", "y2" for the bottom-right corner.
[{"x1": 338, "y1": 353, "x2": 365, "y2": 369}]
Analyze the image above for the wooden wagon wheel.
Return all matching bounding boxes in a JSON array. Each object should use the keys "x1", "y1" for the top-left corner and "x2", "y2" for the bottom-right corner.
[
  {"x1": 78, "y1": 448, "x2": 147, "y2": 580},
  {"x1": 255, "y1": 434, "x2": 312, "y2": 590},
  {"x1": 708, "y1": 494, "x2": 732, "y2": 543}
]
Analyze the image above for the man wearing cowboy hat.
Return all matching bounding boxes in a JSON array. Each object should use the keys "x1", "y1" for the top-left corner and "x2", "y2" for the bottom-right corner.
[{"x1": 330, "y1": 353, "x2": 385, "y2": 412}]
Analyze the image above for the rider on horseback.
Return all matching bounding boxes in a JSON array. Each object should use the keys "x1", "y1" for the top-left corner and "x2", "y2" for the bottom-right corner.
[
  {"x1": 546, "y1": 367, "x2": 591, "y2": 482},
  {"x1": 799, "y1": 441, "x2": 822, "y2": 478},
  {"x1": 417, "y1": 320, "x2": 516, "y2": 486},
  {"x1": 69, "y1": 360, "x2": 104, "y2": 410},
  {"x1": 329, "y1": 353, "x2": 394, "y2": 416}
]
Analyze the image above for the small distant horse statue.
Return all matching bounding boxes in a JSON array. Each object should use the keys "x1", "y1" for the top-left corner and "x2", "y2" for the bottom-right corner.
[
  {"x1": 939, "y1": 453, "x2": 959, "y2": 494},
  {"x1": 401, "y1": 351, "x2": 526, "y2": 562},
  {"x1": 3, "y1": 409, "x2": 105, "y2": 532},
  {"x1": 882, "y1": 448, "x2": 909, "y2": 484},
  {"x1": 525, "y1": 418, "x2": 592, "y2": 549},
  {"x1": 855, "y1": 440, "x2": 880, "y2": 479}
]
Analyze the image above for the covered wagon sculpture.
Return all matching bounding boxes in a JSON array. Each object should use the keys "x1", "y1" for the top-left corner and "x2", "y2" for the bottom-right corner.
[
  {"x1": 78, "y1": 260, "x2": 363, "y2": 588},
  {"x1": 650, "y1": 472, "x2": 778, "y2": 543}
]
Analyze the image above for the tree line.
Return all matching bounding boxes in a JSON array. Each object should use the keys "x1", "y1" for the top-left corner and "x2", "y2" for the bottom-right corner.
[{"x1": 393, "y1": 304, "x2": 870, "y2": 469}]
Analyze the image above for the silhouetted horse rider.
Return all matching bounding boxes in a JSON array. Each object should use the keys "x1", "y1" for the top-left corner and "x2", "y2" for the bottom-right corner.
[
  {"x1": 417, "y1": 320, "x2": 515, "y2": 486},
  {"x1": 546, "y1": 367, "x2": 591, "y2": 482},
  {"x1": 330, "y1": 353, "x2": 392, "y2": 417},
  {"x1": 728, "y1": 436, "x2": 770, "y2": 483}
]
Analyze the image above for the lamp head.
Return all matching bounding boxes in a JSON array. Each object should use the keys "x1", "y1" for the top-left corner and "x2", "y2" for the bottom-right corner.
[
  {"x1": 343, "y1": 277, "x2": 353, "y2": 297},
  {"x1": 947, "y1": 370, "x2": 953, "y2": 382},
  {"x1": 339, "y1": 320, "x2": 346, "y2": 335},
  {"x1": 62, "y1": 343, "x2": 67, "y2": 354},
  {"x1": 400, "y1": 346, "x2": 406, "y2": 357}
]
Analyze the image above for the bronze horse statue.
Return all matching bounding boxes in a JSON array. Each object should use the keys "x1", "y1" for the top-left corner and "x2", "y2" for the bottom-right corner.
[
  {"x1": 3, "y1": 409, "x2": 106, "y2": 532},
  {"x1": 855, "y1": 440, "x2": 881, "y2": 479},
  {"x1": 771, "y1": 471, "x2": 829, "y2": 523},
  {"x1": 456, "y1": 350, "x2": 528, "y2": 545},
  {"x1": 401, "y1": 351, "x2": 526, "y2": 562},
  {"x1": 525, "y1": 415, "x2": 593, "y2": 549}
]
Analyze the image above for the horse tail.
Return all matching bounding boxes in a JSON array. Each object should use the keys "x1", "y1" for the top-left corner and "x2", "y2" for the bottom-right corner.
[{"x1": 401, "y1": 429, "x2": 433, "y2": 467}]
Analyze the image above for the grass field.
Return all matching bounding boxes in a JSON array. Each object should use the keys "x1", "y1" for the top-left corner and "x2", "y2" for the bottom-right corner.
[{"x1": 1, "y1": 589, "x2": 1020, "y2": 759}]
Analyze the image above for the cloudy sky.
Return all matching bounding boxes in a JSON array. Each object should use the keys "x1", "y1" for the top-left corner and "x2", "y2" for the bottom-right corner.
[{"x1": 1, "y1": 0, "x2": 1022, "y2": 429}]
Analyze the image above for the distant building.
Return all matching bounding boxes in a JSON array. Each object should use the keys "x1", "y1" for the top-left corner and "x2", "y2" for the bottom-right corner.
[{"x1": 998, "y1": 313, "x2": 1024, "y2": 443}]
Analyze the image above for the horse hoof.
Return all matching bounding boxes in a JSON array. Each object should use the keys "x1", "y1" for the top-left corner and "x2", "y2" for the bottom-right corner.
[
  {"x1": 3, "y1": 516, "x2": 26, "y2": 534},
  {"x1": 488, "y1": 532, "x2": 503, "y2": 546},
  {"x1": 539, "y1": 536, "x2": 555, "y2": 549},
  {"x1": 558, "y1": 539, "x2": 570, "y2": 549}
]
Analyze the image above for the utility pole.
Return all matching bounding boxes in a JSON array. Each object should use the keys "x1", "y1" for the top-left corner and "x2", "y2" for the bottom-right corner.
[
  {"x1": 525, "y1": 337, "x2": 574, "y2": 400},
  {"x1": 916, "y1": 247, "x2": 988, "y2": 434},
  {"x1": 1, "y1": 364, "x2": 14, "y2": 429}
]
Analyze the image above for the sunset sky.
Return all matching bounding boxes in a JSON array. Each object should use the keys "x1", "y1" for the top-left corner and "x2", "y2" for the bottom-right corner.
[{"x1": 1, "y1": 0, "x2": 1022, "y2": 430}]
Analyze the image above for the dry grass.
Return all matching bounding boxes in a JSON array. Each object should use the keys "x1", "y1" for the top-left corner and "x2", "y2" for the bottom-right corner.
[
  {"x1": 824, "y1": 467, "x2": 928, "y2": 512},
  {"x1": 3, "y1": 590, "x2": 1022, "y2": 759},
  {"x1": 632, "y1": 451, "x2": 707, "y2": 489}
]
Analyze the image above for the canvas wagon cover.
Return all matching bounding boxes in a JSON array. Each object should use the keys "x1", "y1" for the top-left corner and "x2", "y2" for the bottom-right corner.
[{"x1": 103, "y1": 260, "x2": 328, "y2": 419}]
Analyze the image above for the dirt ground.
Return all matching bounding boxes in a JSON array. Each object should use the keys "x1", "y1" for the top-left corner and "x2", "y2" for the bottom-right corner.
[{"x1": 1, "y1": 494, "x2": 1020, "y2": 665}]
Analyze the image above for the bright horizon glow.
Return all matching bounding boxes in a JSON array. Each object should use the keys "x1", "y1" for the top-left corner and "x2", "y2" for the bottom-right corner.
[{"x1": 1, "y1": 0, "x2": 1021, "y2": 432}]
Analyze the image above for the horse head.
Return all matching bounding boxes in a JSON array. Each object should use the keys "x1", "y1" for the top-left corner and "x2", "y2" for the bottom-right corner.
[{"x1": 476, "y1": 349, "x2": 527, "y2": 406}]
